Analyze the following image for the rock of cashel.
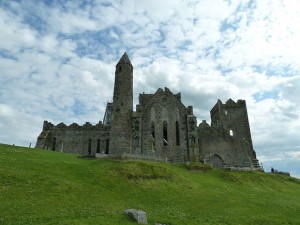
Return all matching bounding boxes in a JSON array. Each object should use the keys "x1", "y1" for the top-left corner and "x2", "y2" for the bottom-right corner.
[{"x1": 36, "y1": 52, "x2": 259, "y2": 168}]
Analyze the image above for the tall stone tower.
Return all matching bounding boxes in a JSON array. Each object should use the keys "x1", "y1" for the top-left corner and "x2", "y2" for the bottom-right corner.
[
  {"x1": 210, "y1": 99, "x2": 257, "y2": 166},
  {"x1": 109, "y1": 52, "x2": 133, "y2": 155}
]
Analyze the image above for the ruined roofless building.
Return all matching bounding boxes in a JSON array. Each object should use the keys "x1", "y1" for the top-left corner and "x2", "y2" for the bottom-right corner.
[{"x1": 36, "y1": 52, "x2": 259, "y2": 168}]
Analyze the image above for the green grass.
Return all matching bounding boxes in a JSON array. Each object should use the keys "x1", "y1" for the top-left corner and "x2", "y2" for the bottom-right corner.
[{"x1": 0, "y1": 144, "x2": 300, "y2": 225}]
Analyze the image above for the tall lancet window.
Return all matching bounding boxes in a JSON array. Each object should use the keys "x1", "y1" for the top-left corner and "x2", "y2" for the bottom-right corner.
[
  {"x1": 97, "y1": 139, "x2": 100, "y2": 153},
  {"x1": 52, "y1": 137, "x2": 56, "y2": 151},
  {"x1": 151, "y1": 122, "x2": 155, "y2": 147},
  {"x1": 176, "y1": 121, "x2": 180, "y2": 146},
  {"x1": 163, "y1": 121, "x2": 168, "y2": 146},
  {"x1": 151, "y1": 122, "x2": 155, "y2": 139},
  {"x1": 135, "y1": 120, "x2": 140, "y2": 131},
  {"x1": 88, "y1": 139, "x2": 92, "y2": 155}
]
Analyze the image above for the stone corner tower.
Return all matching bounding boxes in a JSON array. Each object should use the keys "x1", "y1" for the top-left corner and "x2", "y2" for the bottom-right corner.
[
  {"x1": 109, "y1": 52, "x2": 133, "y2": 155},
  {"x1": 210, "y1": 99, "x2": 258, "y2": 167}
]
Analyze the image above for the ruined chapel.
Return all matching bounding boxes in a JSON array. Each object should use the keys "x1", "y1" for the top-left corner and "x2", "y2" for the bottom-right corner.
[{"x1": 36, "y1": 52, "x2": 259, "y2": 168}]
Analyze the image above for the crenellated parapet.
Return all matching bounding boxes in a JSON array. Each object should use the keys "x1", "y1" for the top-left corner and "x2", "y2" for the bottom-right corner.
[
  {"x1": 36, "y1": 119, "x2": 109, "y2": 154},
  {"x1": 43, "y1": 120, "x2": 54, "y2": 130},
  {"x1": 223, "y1": 99, "x2": 246, "y2": 109},
  {"x1": 198, "y1": 120, "x2": 223, "y2": 137},
  {"x1": 40, "y1": 121, "x2": 107, "y2": 133}
]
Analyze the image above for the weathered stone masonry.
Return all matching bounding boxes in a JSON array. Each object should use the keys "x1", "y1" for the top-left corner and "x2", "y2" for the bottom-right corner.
[
  {"x1": 35, "y1": 121, "x2": 110, "y2": 155},
  {"x1": 36, "y1": 52, "x2": 259, "y2": 168}
]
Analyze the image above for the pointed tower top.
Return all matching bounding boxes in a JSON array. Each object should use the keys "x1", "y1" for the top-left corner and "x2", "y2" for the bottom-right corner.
[{"x1": 117, "y1": 52, "x2": 132, "y2": 65}]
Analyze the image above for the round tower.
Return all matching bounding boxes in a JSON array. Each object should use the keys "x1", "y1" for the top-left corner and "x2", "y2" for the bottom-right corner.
[{"x1": 109, "y1": 52, "x2": 133, "y2": 155}]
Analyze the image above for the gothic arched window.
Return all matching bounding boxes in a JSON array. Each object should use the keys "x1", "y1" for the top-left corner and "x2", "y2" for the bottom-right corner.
[
  {"x1": 88, "y1": 139, "x2": 92, "y2": 155},
  {"x1": 151, "y1": 122, "x2": 155, "y2": 140},
  {"x1": 97, "y1": 139, "x2": 100, "y2": 153},
  {"x1": 52, "y1": 137, "x2": 56, "y2": 151},
  {"x1": 163, "y1": 121, "x2": 168, "y2": 146},
  {"x1": 176, "y1": 121, "x2": 180, "y2": 146},
  {"x1": 105, "y1": 139, "x2": 109, "y2": 154},
  {"x1": 135, "y1": 120, "x2": 139, "y2": 131}
]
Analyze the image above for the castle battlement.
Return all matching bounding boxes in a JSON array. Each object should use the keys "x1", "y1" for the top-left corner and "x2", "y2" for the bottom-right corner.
[{"x1": 44, "y1": 121, "x2": 106, "y2": 131}]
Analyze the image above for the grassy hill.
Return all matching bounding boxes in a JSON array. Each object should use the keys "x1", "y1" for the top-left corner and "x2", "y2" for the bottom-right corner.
[{"x1": 0, "y1": 144, "x2": 300, "y2": 225}]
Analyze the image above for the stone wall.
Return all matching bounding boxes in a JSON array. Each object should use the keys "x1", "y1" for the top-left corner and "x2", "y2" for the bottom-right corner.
[
  {"x1": 35, "y1": 121, "x2": 109, "y2": 155},
  {"x1": 198, "y1": 99, "x2": 258, "y2": 168},
  {"x1": 138, "y1": 88, "x2": 189, "y2": 162}
]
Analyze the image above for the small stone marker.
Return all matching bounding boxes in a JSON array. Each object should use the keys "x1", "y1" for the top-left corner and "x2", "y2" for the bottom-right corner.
[{"x1": 125, "y1": 209, "x2": 147, "y2": 224}]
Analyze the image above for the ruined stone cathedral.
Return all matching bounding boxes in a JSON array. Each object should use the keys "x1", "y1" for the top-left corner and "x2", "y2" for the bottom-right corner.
[{"x1": 36, "y1": 53, "x2": 259, "y2": 168}]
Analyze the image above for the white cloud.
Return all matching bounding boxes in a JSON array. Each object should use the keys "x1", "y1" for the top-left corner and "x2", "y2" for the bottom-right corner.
[
  {"x1": 133, "y1": 0, "x2": 178, "y2": 23},
  {"x1": 48, "y1": 8, "x2": 98, "y2": 34},
  {"x1": 217, "y1": 0, "x2": 300, "y2": 70},
  {"x1": 0, "y1": 8, "x2": 38, "y2": 52}
]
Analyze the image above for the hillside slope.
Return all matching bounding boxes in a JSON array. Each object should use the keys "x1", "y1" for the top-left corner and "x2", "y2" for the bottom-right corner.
[{"x1": 0, "y1": 144, "x2": 300, "y2": 225}]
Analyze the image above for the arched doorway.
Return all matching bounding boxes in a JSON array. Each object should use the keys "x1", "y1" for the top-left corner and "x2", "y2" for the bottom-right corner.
[{"x1": 210, "y1": 154, "x2": 223, "y2": 168}]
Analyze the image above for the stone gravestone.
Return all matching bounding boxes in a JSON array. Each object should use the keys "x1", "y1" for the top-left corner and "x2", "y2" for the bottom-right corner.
[{"x1": 125, "y1": 209, "x2": 147, "y2": 224}]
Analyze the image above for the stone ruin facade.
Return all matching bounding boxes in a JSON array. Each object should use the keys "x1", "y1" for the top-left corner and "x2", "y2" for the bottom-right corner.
[{"x1": 36, "y1": 52, "x2": 259, "y2": 168}]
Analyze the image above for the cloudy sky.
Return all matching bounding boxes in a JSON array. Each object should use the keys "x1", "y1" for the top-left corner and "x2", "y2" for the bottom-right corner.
[{"x1": 0, "y1": 0, "x2": 299, "y2": 178}]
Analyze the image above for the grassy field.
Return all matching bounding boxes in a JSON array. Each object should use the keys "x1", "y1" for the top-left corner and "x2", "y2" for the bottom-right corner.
[{"x1": 0, "y1": 144, "x2": 300, "y2": 225}]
